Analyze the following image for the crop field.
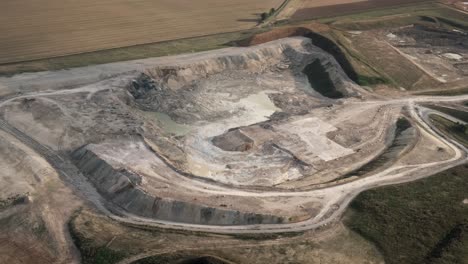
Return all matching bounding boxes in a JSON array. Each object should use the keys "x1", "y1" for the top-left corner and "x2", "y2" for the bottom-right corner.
[
  {"x1": 291, "y1": 0, "x2": 433, "y2": 20},
  {"x1": 0, "y1": 0, "x2": 282, "y2": 64}
]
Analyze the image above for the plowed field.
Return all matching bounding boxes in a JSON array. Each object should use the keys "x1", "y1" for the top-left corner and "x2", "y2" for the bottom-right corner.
[{"x1": 0, "y1": 0, "x2": 282, "y2": 64}]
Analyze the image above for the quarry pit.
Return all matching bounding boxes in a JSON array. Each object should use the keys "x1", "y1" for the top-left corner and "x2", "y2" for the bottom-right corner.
[{"x1": 0, "y1": 37, "x2": 466, "y2": 234}]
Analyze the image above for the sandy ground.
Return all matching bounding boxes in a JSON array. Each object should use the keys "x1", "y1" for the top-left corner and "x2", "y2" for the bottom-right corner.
[{"x1": 0, "y1": 130, "x2": 82, "y2": 264}]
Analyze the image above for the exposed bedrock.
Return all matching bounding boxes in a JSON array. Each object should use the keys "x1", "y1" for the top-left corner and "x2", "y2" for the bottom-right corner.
[
  {"x1": 118, "y1": 38, "x2": 361, "y2": 186},
  {"x1": 237, "y1": 28, "x2": 363, "y2": 84},
  {"x1": 127, "y1": 37, "x2": 360, "y2": 122},
  {"x1": 71, "y1": 147, "x2": 285, "y2": 226},
  {"x1": 212, "y1": 129, "x2": 254, "y2": 152},
  {"x1": 303, "y1": 59, "x2": 344, "y2": 99}
]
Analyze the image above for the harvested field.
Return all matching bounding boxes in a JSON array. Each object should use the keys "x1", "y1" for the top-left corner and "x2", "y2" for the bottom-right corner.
[
  {"x1": 291, "y1": 0, "x2": 433, "y2": 20},
  {"x1": 0, "y1": 0, "x2": 282, "y2": 64}
]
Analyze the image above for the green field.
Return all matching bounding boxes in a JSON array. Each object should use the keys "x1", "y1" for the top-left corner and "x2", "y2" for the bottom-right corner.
[{"x1": 345, "y1": 164, "x2": 468, "y2": 264}]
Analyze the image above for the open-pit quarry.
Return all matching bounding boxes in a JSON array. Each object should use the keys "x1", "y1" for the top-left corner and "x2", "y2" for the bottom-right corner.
[{"x1": 0, "y1": 36, "x2": 467, "y2": 263}]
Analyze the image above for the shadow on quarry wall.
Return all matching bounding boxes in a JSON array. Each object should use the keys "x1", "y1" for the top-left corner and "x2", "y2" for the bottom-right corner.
[
  {"x1": 133, "y1": 255, "x2": 234, "y2": 264},
  {"x1": 303, "y1": 31, "x2": 359, "y2": 83},
  {"x1": 71, "y1": 146, "x2": 286, "y2": 226},
  {"x1": 178, "y1": 256, "x2": 232, "y2": 264},
  {"x1": 235, "y1": 27, "x2": 360, "y2": 84},
  {"x1": 303, "y1": 59, "x2": 344, "y2": 99}
]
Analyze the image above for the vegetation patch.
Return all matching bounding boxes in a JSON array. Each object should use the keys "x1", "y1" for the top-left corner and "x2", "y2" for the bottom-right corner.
[
  {"x1": 430, "y1": 114, "x2": 468, "y2": 147},
  {"x1": 260, "y1": 8, "x2": 277, "y2": 23},
  {"x1": 356, "y1": 75, "x2": 389, "y2": 86},
  {"x1": 426, "y1": 105, "x2": 468, "y2": 123},
  {"x1": 415, "y1": 86, "x2": 468, "y2": 96},
  {"x1": 69, "y1": 211, "x2": 129, "y2": 264},
  {"x1": 345, "y1": 164, "x2": 468, "y2": 264},
  {"x1": 0, "y1": 194, "x2": 29, "y2": 211}
]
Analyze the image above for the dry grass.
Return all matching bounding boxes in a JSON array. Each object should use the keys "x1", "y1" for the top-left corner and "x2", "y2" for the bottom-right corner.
[
  {"x1": 70, "y1": 209, "x2": 383, "y2": 264},
  {"x1": 0, "y1": 0, "x2": 283, "y2": 64},
  {"x1": 346, "y1": 31, "x2": 435, "y2": 90}
]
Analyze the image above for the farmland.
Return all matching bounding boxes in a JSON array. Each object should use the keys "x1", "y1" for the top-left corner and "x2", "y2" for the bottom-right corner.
[
  {"x1": 290, "y1": 0, "x2": 434, "y2": 20},
  {"x1": 0, "y1": 0, "x2": 282, "y2": 64}
]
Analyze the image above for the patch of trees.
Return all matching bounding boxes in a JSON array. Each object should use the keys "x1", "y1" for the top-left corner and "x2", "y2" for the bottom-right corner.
[
  {"x1": 260, "y1": 8, "x2": 276, "y2": 22},
  {"x1": 453, "y1": 122, "x2": 467, "y2": 134}
]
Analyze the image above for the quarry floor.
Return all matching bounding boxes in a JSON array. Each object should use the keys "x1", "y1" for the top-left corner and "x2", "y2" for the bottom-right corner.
[{"x1": 0, "y1": 37, "x2": 467, "y2": 263}]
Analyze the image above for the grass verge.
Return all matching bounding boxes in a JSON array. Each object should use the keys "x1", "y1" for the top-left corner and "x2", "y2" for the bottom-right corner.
[
  {"x1": 415, "y1": 86, "x2": 468, "y2": 96},
  {"x1": 0, "y1": 29, "x2": 264, "y2": 77},
  {"x1": 68, "y1": 210, "x2": 129, "y2": 264},
  {"x1": 426, "y1": 105, "x2": 468, "y2": 123},
  {"x1": 345, "y1": 164, "x2": 468, "y2": 264},
  {"x1": 430, "y1": 114, "x2": 468, "y2": 147}
]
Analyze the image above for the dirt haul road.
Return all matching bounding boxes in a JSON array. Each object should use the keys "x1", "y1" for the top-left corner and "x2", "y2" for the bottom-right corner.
[{"x1": 0, "y1": 38, "x2": 466, "y2": 243}]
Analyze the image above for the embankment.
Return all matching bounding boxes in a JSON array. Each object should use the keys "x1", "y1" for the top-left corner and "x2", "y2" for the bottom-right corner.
[{"x1": 71, "y1": 146, "x2": 286, "y2": 226}]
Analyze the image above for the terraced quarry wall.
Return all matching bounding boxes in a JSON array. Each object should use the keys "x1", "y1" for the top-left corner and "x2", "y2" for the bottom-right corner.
[{"x1": 72, "y1": 146, "x2": 286, "y2": 226}]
